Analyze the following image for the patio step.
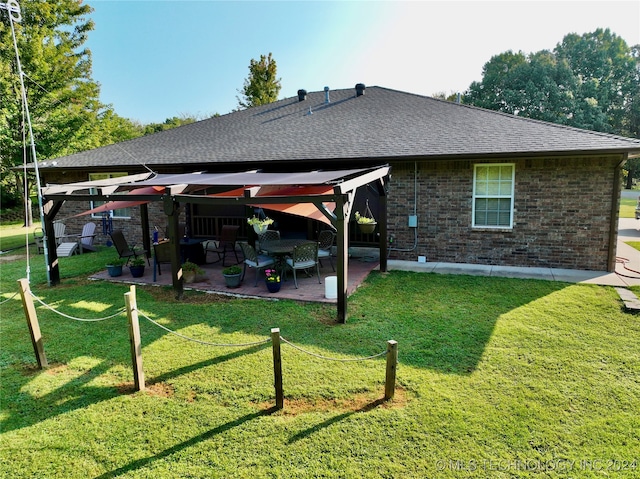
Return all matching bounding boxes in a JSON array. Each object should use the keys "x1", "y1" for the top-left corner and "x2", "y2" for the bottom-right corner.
[{"x1": 615, "y1": 287, "x2": 640, "y2": 313}]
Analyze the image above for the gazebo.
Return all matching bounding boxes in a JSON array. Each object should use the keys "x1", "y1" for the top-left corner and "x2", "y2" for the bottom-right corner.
[{"x1": 39, "y1": 166, "x2": 390, "y2": 322}]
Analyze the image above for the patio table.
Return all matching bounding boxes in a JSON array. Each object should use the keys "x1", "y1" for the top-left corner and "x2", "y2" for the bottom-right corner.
[
  {"x1": 260, "y1": 239, "x2": 310, "y2": 277},
  {"x1": 180, "y1": 238, "x2": 206, "y2": 265}
]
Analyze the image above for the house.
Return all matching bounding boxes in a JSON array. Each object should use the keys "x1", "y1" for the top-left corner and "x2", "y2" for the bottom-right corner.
[{"x1": 39, "y1": 85, "x2": 640, "y2": 274}]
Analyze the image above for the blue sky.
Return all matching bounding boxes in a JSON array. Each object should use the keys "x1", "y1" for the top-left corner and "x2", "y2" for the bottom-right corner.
[{"x1": 85, "y1": 0, "x2": 640, "y2": 124}]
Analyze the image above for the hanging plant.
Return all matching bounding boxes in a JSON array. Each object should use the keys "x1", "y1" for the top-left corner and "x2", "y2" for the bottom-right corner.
[
  {"x1": 355, "y1": 200, "x2": 377, "y2": 234},
  {"x1": 247, "y1": 216, "x2": 274, "y2": 234}
]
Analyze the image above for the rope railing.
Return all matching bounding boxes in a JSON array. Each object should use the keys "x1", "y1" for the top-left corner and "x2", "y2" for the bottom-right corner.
[
  {"x1": 15, "y1": 280, "x2": 398, "y2": 409},
  {"x1": 279, "y1": 335, "x2": 387, "y2": 362},
  {"x1": 0, "y1": 291, "x2": 19, "y2": 305},
  {"x1": 28, "y1": 289, "x2": 126, "y2": 322},
  {"x1": 137, "y1": 309, "x2": 272, "y2": 348}
]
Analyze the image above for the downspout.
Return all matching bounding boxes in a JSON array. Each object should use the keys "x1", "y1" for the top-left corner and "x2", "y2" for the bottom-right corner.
[
  {"x1": 608, "y1": 155, "x2": 627, "y2": 272},
  {"x1": 388, "y1": 161, "x2": 418, "y2": 255}
]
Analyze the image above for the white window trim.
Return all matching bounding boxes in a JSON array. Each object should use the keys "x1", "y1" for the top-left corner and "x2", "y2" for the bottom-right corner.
[
  {"x1": 89, "y1": 173, "x2": 132, "y2": 219},
  {"x1": 472, "y1": 163, "x2": 515, "y2": 229}
]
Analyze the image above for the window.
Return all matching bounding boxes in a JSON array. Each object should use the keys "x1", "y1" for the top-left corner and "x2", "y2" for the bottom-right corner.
[
  {"x1": 89, "y1": 173, "x2": 132, "y2": 219},
  {"x1": 472, "y1": 164, "x2": 514, "y2": 228}
]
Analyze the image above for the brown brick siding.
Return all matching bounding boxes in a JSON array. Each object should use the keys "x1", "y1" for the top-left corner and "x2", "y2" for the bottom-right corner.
[{"x1": 387, "y1": 156, "x2": 620, "y2": 270}]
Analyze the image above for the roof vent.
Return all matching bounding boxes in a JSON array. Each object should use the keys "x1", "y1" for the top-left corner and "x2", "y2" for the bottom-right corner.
[
  {"x1": 324, "y1": 86, "x2": 330, "y2": 104},
  {"x1": 297, "y1": 89, "x2": 307, "y2": 101},
  {"x1": 355, "y1": 83, "x2": 366, "y2": 97}
]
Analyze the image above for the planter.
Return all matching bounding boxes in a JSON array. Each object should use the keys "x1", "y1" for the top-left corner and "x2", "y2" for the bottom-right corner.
[
  {"x1": 253, "y1": 224, "x2": 269, "y2": 235},
  {"x1": 266, "y1": 280, "x2": 281, "y2": 293},
  {"x1": 129, "y1": 265, "x2": 145, "y2": 278},
  {"x1": 358, "y1": 222, "x2": 377, "y2": 234},
  {"x1": 223, "y1": 273, "x2": 242, "y2": 288},
  {"x1": 183, "y1": 271, "x2": 197, "y2": 283},
  {"x1": 106, "y1": 264, "x2": 123, "y2": 277}
]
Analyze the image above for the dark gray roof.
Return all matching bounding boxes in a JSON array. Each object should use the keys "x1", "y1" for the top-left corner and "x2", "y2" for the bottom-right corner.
[{"x1": 44, "y1": 86, "x2": 640, "y2": 169}]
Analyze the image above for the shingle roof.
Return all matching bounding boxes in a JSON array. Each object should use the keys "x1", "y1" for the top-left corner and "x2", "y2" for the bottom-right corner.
[{"x1": 44, "y1": 86, "x2": 640, "y2": 169}]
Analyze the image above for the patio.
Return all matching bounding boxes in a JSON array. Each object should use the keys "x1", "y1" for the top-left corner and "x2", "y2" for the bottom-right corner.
[{"x1": 90, "y1": 247, "x2": 380, "y2": 303}]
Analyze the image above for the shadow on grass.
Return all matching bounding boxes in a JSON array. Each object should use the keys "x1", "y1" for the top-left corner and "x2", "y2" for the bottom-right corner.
[
  {"x1": 0, "y1": 360, "x2": 120, "y2": 434},
  {"x1": 147, "y1": 342, "x2": 270, "y2": 385},
  {"x1": 0, "y1": 338, "x2": 267, "y2": 434},
  {"x1": 287, "y1": 397, "x2": 388, "y2": 444},
  {"x1": 1, "y1": 267, "x2": 569, "y2": 436},
  {"x1": 93, "y1": 407, "x2": 278, "y2": 479},
  {"x1": 205, "y1": 271, "x2": 569, "y2": 374}
]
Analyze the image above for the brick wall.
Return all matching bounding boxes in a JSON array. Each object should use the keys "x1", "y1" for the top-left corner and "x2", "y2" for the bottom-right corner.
[{"x1": 387, "y1": 156, "x2": 620, "y2": 271}]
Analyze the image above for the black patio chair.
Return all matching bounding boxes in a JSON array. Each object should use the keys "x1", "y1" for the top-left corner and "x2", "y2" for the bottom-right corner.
[
  {"x1": 204, "y1": 225, "x2": 240, "y2": 266},
  {"x1": 153, "y1": 240, "x2": 172, "y2": 275},
  {"x1": 317, "y1": 230, "x2": 336, "y2": 271},
  {"x1": 109, "y1": 229, "x2": 149, "y2": 265}
]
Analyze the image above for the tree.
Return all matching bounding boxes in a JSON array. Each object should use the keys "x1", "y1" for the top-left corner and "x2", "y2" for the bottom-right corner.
[
  {"x1": 463, "y1": 29, "x2": 640, "y2": 185},
  {"x1": 464, "y1": 29, "x2": 639, "y2": 136},
  {"x1": 1, "y1": 0, "x2": 102, "y2": 207},
  {"x1": 236, "y1": 52, "x2": 281, "y2": 109},
  {"x1": 554, "y1": 28, "x2": 638, "y2": 135}
]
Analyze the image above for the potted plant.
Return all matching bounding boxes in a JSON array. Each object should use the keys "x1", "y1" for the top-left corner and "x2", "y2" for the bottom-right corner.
[
  {"x1": 106, "y1": 258, "x2": 126, "y2": 277},
  {"x1": 247, "y1": 216, "x2": 274, "y2": 234},
  {"x1": 128, "y1": 257, "x2": 146, "y2": 278},
  {"x1": 182, "y1": 260, "x2": 204, "y2": 283},
  {"x1": 355, "y1": 211, "x2": 377, "y2": 234},
  {"x1": 222, "y1": 265, "x2": 242, "y2": 288},
  {"x1": 264, "y1": 268, "x2": 281, "y2": 293}
]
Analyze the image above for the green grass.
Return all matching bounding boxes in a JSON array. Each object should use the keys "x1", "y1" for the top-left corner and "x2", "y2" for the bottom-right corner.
[
  {"x1": 1, "y1": 244, "x2": 639, "y2": 477},
  {"x1": 0, "y1": 221, "x2": 39, "y2": 252},
  {"x1": 627, "y1": 241, "x2": 640, "y2": 252},
  {"x1": 620, "y1": 197, "x2": 637, "y2": 218}
]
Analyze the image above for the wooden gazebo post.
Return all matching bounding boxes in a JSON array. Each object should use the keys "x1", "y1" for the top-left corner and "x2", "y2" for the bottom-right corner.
[{"x1": 163, "y1": 195, "x2": 184, "y2": 299}]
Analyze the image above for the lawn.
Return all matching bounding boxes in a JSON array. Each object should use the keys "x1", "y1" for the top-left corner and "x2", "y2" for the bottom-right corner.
[
  {"x1": 620, "y1": 197, "x2": 637, "y2": 218},
  {"x1": 1, "y1": 242, "x2": 639, "y2": 477}
]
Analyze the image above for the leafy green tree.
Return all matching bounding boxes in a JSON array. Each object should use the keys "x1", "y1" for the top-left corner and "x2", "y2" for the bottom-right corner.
[
  {"x1": 236, "y1": 52, "x2": 281, "y2": 109},
  {"x1": 554, "y1": 28, "x2": 638, "y2": 135},
  {"x1": 1, "y1": 0, "x2": 102, "y2": 206},
  {"x1": 464, "y1": 29, "x2": 640, "y2": 185}
]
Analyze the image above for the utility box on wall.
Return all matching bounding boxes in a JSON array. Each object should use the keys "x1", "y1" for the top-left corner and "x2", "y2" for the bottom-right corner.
[{"x1": 408, "y1": 215, "x2": 418, "y2": 228}]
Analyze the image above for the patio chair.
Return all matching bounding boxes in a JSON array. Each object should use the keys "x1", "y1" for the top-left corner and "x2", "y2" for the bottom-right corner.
[
  {"x1": 109, "y1": 229, "x2": 149, "y2": 265},
  {"x1": 33, "y1": 221, "x2": 67, "y2": 254},
  {"x1": 58, "y1": 222, "x2": 95, "y2": 257},
  {"x1": 317, "y1": 230, "x2": 336, "y2": 271},
  {"x1": 153, "y1": 240, "x2": 172, "y2": 276},
  {"x1": 238, "y1": 242, "x2": 276, "y2": 286},
  {"x1": 257, "y1": 230, "x2": 280, "y2": 253},
  {"x1": 285, "y1": 241, "x2": 321, "y2": 289},
  {"x1": 53, "y1": 221, "x2": 66, "y2": 245},
  {"x1": 33, "y1": 228, "x2": 44, "y2": 254},
  {"x1": 204, "y1": 225, "x2": 240, "y2": 266},
  {"x1": 59, "y1": 222, "x2": 97, "y2": 254}
]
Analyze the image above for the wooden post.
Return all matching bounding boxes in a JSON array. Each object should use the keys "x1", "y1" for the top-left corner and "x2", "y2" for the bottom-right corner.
[
  {"x1": 125, "y1": 285, "x2": 145, "y2": 391},
  {"x1": 17, "y1": 278, "x2": 48, "y2": 369},
  {"x1": 384, "y1": 340, "x2": 398, "y2": 400},
  {"x1": 271, "y1": 328, "x2": 284, "y2": 410}
]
